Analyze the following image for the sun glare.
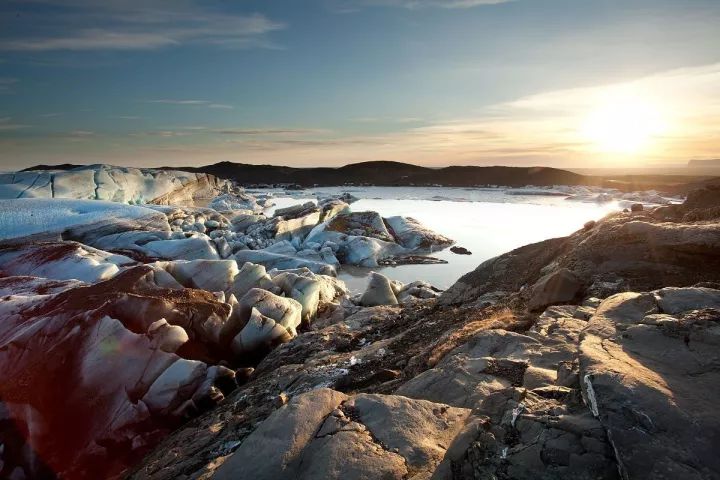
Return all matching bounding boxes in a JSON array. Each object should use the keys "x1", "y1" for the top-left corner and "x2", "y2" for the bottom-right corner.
[{"x1": 582, "y1": 94, "x2": 666, "y2": 154}]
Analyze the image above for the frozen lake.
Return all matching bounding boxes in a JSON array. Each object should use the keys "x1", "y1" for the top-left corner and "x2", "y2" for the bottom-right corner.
[{"x1": 260, "y1": 186, "x2": 628, "y2": 292}]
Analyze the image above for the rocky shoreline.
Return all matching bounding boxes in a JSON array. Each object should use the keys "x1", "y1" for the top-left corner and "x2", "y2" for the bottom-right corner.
[
  {"x1": 131, "y1": 186, "x2": 720, "y2": 480},
  {"x1": 0, "y1": 166, "x2": 718, "y2": 479}
]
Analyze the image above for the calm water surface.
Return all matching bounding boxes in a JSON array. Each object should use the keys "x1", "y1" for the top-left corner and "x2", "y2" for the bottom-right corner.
[{"x1": 262, "y1": 187, "x2": 621, "y2": 292}]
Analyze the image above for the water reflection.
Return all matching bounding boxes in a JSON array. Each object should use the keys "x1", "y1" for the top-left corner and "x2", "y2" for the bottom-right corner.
[{"x1": 261, "y1": 187, "x2": 621, "y2": 292}]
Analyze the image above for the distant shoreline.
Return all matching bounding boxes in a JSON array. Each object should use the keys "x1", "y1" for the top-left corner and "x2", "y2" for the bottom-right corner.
[{"x1": 21, "y1": 160, "x2": 720, "y2": 195}]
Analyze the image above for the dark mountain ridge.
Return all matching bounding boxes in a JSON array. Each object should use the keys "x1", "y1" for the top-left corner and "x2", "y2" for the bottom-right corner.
[{"x1": 22, "y1": 160, "x2": 718, "y2": 193}]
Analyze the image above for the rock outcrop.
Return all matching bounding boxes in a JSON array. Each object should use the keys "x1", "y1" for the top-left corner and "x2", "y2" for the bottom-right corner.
[
  {"x1": 0, "y1": 270, "x2": 238, "y2": 479},
  {"x1": 440, "y1": 189, "x2": 720, "y2": 306},
  {"x1": 0, "y1": 165, "x2": 231, "y2": 205},
  {"x1": 128, "y1": 187, "x2": 720, "y2": 480},
  {"x1": 580, "y1": 289, "x2": 720, "y2": 479}
]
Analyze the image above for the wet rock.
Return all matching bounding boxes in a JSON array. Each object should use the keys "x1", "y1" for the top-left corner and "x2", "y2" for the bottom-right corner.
[
  {"x1": 339, "y1": 236, "x2": 406, "y2": 267},
  {"x1": 379, "y1": 254, "x2": 447, "y2": 265},
  {"x1": 450, "y1": 246, "x2": 472, "y2": 255}
]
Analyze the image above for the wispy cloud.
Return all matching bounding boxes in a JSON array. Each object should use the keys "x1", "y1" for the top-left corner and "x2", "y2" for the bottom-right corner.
[
  {"x1": 210, "y1": 128, "x2": 331, "y2": 136},
  {"x1": 148, "y1": 99, "x2": 210, "y2": 105},
  {"x1": 0, "y1": 77, "x2": 18, "y2": 93},
  {"x1": 137, "y1": 63, "x2": 720, "y2": 167},
  {"x1": 334, "y1": 0, "x2": 510, "y2": 12},
  {"x1": 4, "y1": 63, "x2": 718, "y2": 169},
  {"x1": 0, "y1": 2, "x2": 285, "y2": 52},
  {"x1": 0, "y1": 117, "x2": 30, "y2": 131},
  {"x1": 208, "y1": 103, "x2": 234, "y2": 110},
  {"x1": 0, "y1": 31, "x2": 179, "y2": 51},
  {"x1": 129, "y1": 126, "x2": 330, "y2": 137},
  {"x1": 69, "y1": 130, "x2": 95, "y2": 137},
  {"x1": 147, "y1": 99, "x2": 234, "y2": 109},
  {"x1": 129, "y1": 130, "x2": 192, "y2": 138},
  {"x1": 351, "y1": 116, "x2": 424, "y2": 124},
  {"x1": 373, "y1": 0, "x2": 510, "y2": 7}
]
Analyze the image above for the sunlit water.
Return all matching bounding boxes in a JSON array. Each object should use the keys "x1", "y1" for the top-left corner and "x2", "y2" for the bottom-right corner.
[{"x1": 260, "y1": 186, "x2": 622, "y2": 293}]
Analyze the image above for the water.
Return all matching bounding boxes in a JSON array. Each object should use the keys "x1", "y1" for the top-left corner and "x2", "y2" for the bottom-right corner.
[{"x1": 259, "y1": 186, "x2": 623, "y2": 293}]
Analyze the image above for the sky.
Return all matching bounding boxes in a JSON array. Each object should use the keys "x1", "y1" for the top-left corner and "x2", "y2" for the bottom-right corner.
[{"x1": 0, "y1": 0, "x2": 719, "y2": 170}]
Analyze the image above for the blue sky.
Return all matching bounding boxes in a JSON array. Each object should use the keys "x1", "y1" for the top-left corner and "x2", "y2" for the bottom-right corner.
[{"x1": 1, "y1": 0, "x2": 719, "y2": 169}]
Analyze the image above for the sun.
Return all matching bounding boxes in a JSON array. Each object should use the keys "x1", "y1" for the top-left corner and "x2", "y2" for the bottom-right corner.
[{"x1": 582, "y1": 95, "x2": 666, "y2": 154}]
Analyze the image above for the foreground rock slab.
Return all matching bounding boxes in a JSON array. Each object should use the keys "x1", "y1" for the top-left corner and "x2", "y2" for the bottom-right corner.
[
  {"x1": 212, "y1": 388, "x2": 470, "y2": 480},
  {"x1": 580, "y1": 288, "x2": 720, "y2": 479}
]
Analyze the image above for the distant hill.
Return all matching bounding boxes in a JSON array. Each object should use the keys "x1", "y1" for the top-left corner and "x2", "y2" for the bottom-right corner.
[
  {"x1": 21, "y1": 161, "x2": 718, "y2": 193},
  {"x1": 163, "y1": 160, "x2": 589, "y2": 188},
  {"x1": 22, "y1": 163, "x2": 84, "y2": 171},
  {"x1": 688, "y1": 159, "x2": 720, "y2": 167}
]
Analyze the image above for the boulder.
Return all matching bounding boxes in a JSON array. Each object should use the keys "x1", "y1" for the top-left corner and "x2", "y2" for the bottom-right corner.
[
  {"x1": 359, "y1": 272, "x2": 399, "y2": 307},
  {"x1": 209, "y1": 193, "x2": 262, "y2": 213},
  {"x1": 527, "y1": 268, "x2": 581, "y2": 310},
  {"x1": 154, "y1": 259, "x2": 239, "y2": 292},
  {"x1": 229, "y1": 261, "x2": 279, "y2": 300},
  {"x1": 384, "y1": 216, "x2": 454, "y2": 250},
  {"x1": 234, "y1": 249, "x2": 336, "y2": 276},
  {"x1": 233, "y1": 288, "x2": 302, "y2": 341},
  {"x1": 274, "y1": 206, "x2": 321, "y2": 243},
  {"x1": 273, "y1": 202, "x2": 317, "y2": 219},
  {"x1": 344, "y1": 393, "x2": 471, "y2": 476},
  {"x1": 272, "y1": 271, "x2": 323, "y2": 323},
  {"x1": 0, "y1": 241, "x2": 134, "y2": 283},
  {"x1": 231, "y1": 307, "x2": 295, "y2": 355},
  {"x1": 229, "y1": 213, "x2": 265, "y2": 232},
  {"x1": 325, "y1": 211, "x2": 395, "y2": 242},
  {"x1": 318, "y1": 198, "x2": 351, "y2": 222},
  {"x1": 142, "y1": 236, "x2": 221, "y2": 261},
  {"x1": 340, "y1": 236, "x2": 406, "y2": 267},
  {"x1": 147, "y1": 318, "x2": 190, "y2": 353}
]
